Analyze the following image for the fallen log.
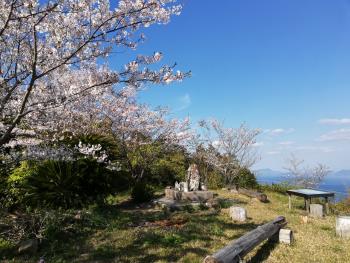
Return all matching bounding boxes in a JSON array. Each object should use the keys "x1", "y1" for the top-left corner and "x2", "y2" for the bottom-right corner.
[
  {"x1": 231, "y1": 187, "x2": 268, "y2": 202},
  {"x1": 203, "y1": 216, "x2": 287, "y2": 263}
]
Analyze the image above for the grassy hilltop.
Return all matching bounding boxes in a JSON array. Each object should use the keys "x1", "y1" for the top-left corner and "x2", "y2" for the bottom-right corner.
[{"x1": 1, "y1": 189, "x2": 350, "y2": 263}]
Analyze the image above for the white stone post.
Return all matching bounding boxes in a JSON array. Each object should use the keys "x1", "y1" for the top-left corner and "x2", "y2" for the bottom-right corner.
[
  {"x1": 229, "y1": 207, "x2": 247, "y2": 222},
  {"x1": 336, "y1": 216, "x2": 350, "y2": 239},
  {"x1": 310, "y1": 204, "x2": 324, "y2": 218},
  {"x1": 279, "y1": 229, "x2": 293, "y2": 244}
]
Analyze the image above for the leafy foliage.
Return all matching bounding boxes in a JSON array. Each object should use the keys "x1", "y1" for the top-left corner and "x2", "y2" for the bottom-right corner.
[
  {"x1": 260, "y1": 182, "x2": 294, "y2": 194},
  {"x1": 150, "y1": 150, "x2": 189, "y2": 185},
  {"x1": 331, "y1": 189, "x2": 350, "y2": 215},
  {"x1": 5, "y1": 161, "x2": 37, "y2": 209},
  {"x1": 6, "y1": 159, "x2": 129, "y2": 209},
  {"x1": 206, "y1": 170, "x2": 224, "y2": 189},
  {"x1": 232, "y1": 168, "x2": 259, "y2": 189},
  {"x1": 131, "y1": 182, "x2": 154, "y2": 203}
]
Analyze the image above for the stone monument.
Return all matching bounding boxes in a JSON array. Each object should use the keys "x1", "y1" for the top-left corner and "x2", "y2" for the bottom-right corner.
[
  {"x1": 164, "y1": 163, "x2": 213, "y2": 202},
  {"x1": 187, "y1": 163, "x2": 200, "y2": 191}
]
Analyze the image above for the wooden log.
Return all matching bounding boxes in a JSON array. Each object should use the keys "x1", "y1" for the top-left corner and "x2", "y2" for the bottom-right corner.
[
  {"x1": 309, "y1": 204, "x2": 324, "y2": 218},
  {"x1": 336, "y1": 216, "x2": 350, "y2": 239},
  {"x1": 236, "y1": 188, "x2": 268, "y2": 202},
  {"x1": 203, "y1": 216, "x2": 287, "y2": 263}
]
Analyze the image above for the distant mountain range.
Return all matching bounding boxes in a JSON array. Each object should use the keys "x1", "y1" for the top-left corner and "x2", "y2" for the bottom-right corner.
[
  {"x1": 254, "y1": 169, "x2": 287, "y2": 177},
  {"x1": 254, "y1": 168, "x2": 350, "y2": 179},
  {"x1": 254, "y1": 168, "x2": 350, "y2": 200},
  {"x1": 331, "y1": 170, "x2": 350, "y2": 178}
]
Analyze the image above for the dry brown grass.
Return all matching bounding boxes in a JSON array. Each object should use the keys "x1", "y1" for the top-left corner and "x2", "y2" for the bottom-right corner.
[{"x1": 217, "y1": 190, "x2": 350, "y2": 263}]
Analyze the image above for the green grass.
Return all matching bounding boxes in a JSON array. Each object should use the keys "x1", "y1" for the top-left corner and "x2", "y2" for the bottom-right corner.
[{"x1": 1, "y1": 190, "x2": 350, "y2": 262}]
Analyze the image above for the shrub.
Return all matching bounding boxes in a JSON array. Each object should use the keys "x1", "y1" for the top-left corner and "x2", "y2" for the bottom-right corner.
[
  {"x1": 206, "y1": 170, "x2": 224, "y2": 189},
  {"x1": 131, "y1": 182, "x2": 154, "y2": 203},
  {"x1": 331, "y1": 189, "x2": 350, "y2": 215},
  {"x1": 150, "y1": 152, "x2": 188, "y2": 186},
  {"x1": 233, "y1": 168, "x2": 259, "y2": 189},
  {"x1": 260, "y1": 182, "x2": 294, "y2": 194},
  {"x1": 0, "y1": 238, "x2": 14, "y2": 257},
  {"x1": 0, "y1": 155, "x2": 16, "y2": 208},
  {"x1": 6, "y1": 159, "x2": 123, "y2": 209},
  {"x1": 5, "y1": 161, "x2": 37, "y2": 209},
  {"x1": 204, "y1": 168, "x2": 258, "y2": 190}
]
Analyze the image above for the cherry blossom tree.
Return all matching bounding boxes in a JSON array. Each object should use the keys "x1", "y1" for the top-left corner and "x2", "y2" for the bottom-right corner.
[
  {"x1": 284, "y1": 154, "x2": 330, "y2": 188},
  {"x1": 0, "y1": 0, "x2": 187, "y2": 149},
  {"x1": 197, "y1": 119, "x2": 261, "y2": 186},
  {"x1": 96, "y1": 87, "x2": 191, "y2": 180}
]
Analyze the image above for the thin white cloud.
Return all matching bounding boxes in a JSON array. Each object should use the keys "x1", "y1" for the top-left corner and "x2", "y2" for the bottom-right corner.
[
  {"x1": 294, "y1": 145, "x2": 334, "y2": 153},
  {"x1": 319, "y1": 118, "x2": 350, "y2": 125},
  {"x1": 264, "y1": 128, "x2": 295, "y2": 136},
  {"x1": 318, "y1": 129, "x2": 350, "y2": 142},
  {"x1": 279, "y1": 141, "x2": 295, "y2": 146},
  {"x1": 176, "y1": 93, "x2": 191, "y2": 111}
]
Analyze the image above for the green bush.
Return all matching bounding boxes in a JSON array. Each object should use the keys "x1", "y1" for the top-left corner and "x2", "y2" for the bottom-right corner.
[
  {"x1": 260, "y1": 182, "x2": 293, "y2": 194},
  {"x1": 0, "y1": 155, "x2": 16, "y2": 208},
  {"x1": 202, "y1": 168, "x2": 258, "y2": 190},
  {"x1": 206, "y1": 170, "x2": 224, "y2": 189},
  {"x1": 331, "y1": 190, "x2": 350, "y2": 215},
  {"x1": 150, "y1": 152, "x2": 188, "y2": 186},
  {"x1": 5, "y1": 161, "x2": 37, "y2": 209},
  {"x1": 131, "y1": 182, "x2": 154, "y2": 203},
  {"x1": 233, "y1": 168, "x2": 259, "y2": 189},
  {"x1": 6, "y1": 159, "x2": 123, "y2": 209}
]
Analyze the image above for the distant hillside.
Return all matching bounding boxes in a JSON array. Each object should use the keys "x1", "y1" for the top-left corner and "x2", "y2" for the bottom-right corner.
[
  {"x1": 330, "y1": 170, "x2": 350, "y2": 178},
  {"x1": 254, "y1": 168, "x2": 350, "y2": 179},
  {"x1": 254, "y1": 169, "x2": 287, "y2": 177}
]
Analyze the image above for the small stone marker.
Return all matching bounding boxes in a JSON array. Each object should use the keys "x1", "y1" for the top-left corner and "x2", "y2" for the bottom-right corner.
[
  {"x1": 300, "y1": 215, "x2": 308, "y2": 224},
  {"x1": 279, "y1": 229, "x2": 293, "y2": 245},
  {"x1": 183, "y1": 182, "x2": 189, "y2": 192},
  {"x1": 336, "y1": 216, "x2": 350, "y2": 239},
  {"x1": 229, "y1": 206, "x2": 247, "y2": 222},
  {"x1": 310, "y1": 204, "x2": 324, "y2": 218}
]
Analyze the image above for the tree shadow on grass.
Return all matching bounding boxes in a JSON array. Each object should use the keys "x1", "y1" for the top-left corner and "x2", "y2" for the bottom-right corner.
[
  {"x1": 2, "y1": 204, "x2": 267, "y2": 263},
  {"x1": 217, "y1": 198, "x2": 248, "y2": 208},
  {"x1": 247, "y1": 239, "x2": 279, "y2": 263},
  {"x1": 85, "y1": 208, "x2": 262, "y2": 262},
  {"x1": 84, "y1": 228, "x2": 210, "y2": 262}
]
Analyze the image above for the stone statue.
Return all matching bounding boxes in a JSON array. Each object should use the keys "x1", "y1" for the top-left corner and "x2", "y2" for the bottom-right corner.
[
  {"x1": 175, "y1": 181, "x2": 189, "y2": 192},
  {"x1": 175, "y1": 181, "x2": 180, "y2": 191},
  {"x1": 187, "y1": 164, "x2": 200, "y2": 191},
  {"x1": 173, "y1": 164, "x2": 201, "y2": 192}
]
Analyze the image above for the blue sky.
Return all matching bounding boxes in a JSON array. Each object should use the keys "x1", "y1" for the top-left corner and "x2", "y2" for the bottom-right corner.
[{"x1": 110, "y1": 0, "x2": 350, "y2": 171}]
